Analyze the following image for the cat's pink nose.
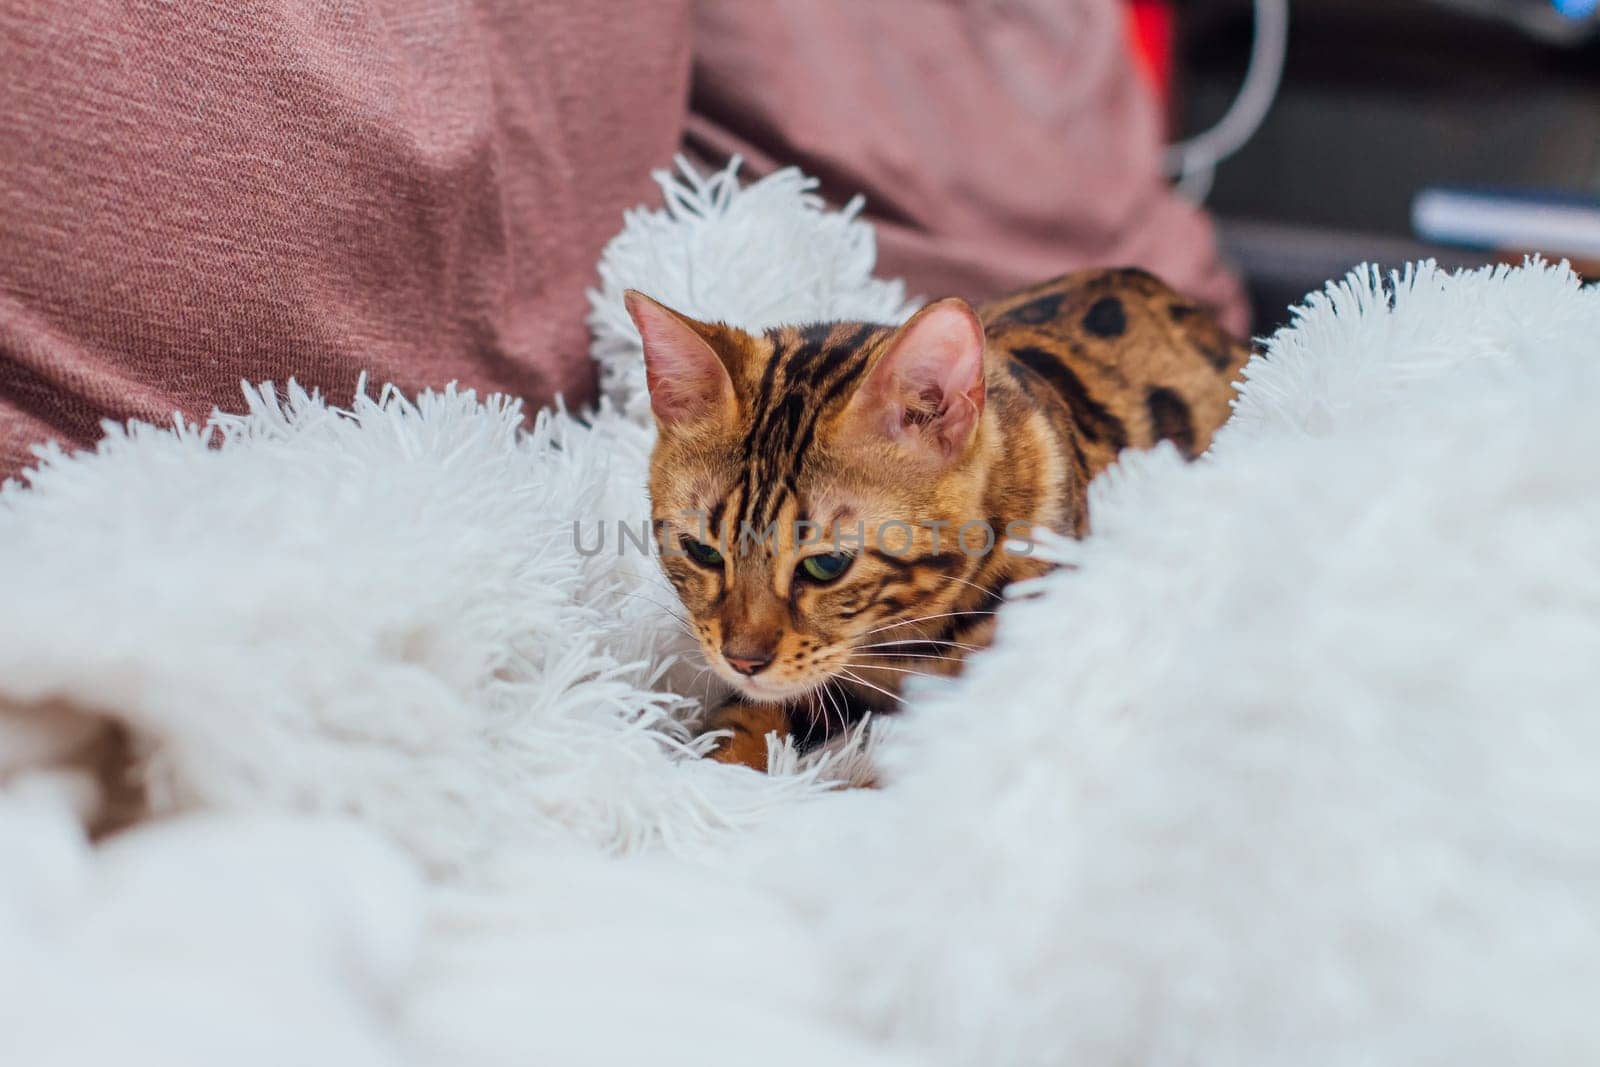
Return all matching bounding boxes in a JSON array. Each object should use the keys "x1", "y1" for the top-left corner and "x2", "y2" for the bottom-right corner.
[{"x1": 724, "y1": 648, "x2": 773, "y2": 676}]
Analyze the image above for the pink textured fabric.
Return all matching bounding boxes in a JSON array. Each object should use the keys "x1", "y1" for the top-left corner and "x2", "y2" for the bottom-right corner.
[
  {"x1": 1, "y1": 0, "x2": 1247, "y2": 481},
  {"x1": 0, "y1": 0, "x2": 691, "y2": 478},
  {"x1": 687, "y1": 0, "x2": 1249, "y2": 334}
]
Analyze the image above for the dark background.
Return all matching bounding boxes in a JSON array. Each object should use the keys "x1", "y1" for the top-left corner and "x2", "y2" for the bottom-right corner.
[{"x1": 1178, "y1": 0, "x2": 1600, "y2": 334}]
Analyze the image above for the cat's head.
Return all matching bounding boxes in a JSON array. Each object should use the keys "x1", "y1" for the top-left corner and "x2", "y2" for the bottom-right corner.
[{"x1": 625, "y1": 290, "x2": 994, "y2": 704}]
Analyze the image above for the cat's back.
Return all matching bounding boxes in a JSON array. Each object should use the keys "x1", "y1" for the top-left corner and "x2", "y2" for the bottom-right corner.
[{"x1": 980, "y1": 267, "x2": 1250, "y2": 472}]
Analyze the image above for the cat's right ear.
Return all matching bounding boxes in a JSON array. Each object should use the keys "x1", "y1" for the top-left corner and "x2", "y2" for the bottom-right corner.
[{"x1": 624, "y1": 290, "x2": 737, "y2": 430}]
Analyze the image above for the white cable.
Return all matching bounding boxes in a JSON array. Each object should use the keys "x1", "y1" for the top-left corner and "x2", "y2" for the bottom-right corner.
[{"x1": 1165, "y1": 0, "x2": 1290, "y2": 202}]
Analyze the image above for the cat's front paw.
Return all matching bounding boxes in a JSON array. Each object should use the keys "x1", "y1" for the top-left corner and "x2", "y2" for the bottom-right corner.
[{"x1": 704, "y1": 701, "x2": 790, "y2": 771}]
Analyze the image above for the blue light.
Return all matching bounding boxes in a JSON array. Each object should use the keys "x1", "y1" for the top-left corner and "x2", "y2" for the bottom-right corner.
[{"x1": 1552, "y1": 0, "x2": 1598, "y2": 19}]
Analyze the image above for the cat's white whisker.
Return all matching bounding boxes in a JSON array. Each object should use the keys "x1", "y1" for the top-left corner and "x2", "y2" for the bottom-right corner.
[
  {"x1": 837, "y1": 668, "x2": 901, "y2": 706},
  {"x1": 858, "y1": 608, "x2": 996, "y2": 638},
  {"x1": 822, "y1": 680, "x2": 847, "y2": 737},
  {"x1": 935, "y1": 572, "x2": 1006, "y2": 602},
  {"x1": 846, "y1": 662, "x2": 936, "y2": 680},
  {"x1": 847, "y1": 651, "x2": 964, "y2": 664},
  {"x1": 608, "y1": 588, "x2": 697, "y2": 629},
  {"x1": 853, "y1": 638, "x2": 985, "y2": 653}
]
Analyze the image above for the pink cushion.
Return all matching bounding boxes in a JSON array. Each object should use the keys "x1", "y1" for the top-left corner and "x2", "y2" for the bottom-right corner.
[
  {"x1": 687, "y1": 0, "x2": 1249, "y2": 334},
  {"x1": 0, "y1": 0, "x2": 691, "y2": 478}
]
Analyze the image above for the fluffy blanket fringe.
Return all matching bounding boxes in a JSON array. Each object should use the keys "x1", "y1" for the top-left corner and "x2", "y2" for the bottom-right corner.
[{"x1": 1, "y1": 159, "x2": 1597, "y2": 1066}]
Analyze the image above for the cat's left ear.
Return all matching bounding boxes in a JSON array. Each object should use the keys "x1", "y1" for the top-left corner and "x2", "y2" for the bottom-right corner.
[{"x1": 844, "y1": 298, "x2": 986, "y2": 462}]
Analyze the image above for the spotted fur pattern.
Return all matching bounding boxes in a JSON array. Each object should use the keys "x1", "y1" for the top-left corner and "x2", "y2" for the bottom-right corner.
[{"x1": 629, "y1": 268, "x2": 1250, "y2": 769}]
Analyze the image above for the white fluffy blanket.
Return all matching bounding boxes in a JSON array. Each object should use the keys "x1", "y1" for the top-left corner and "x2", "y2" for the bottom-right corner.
[{"x1": 3, "y1": 160, "x2": 1598, "y2": 1066}]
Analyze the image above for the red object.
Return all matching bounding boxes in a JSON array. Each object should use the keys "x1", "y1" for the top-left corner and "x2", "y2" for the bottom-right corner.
[{"x1": 1125, "y1": 0, "x2": 1177, "y2": 107}]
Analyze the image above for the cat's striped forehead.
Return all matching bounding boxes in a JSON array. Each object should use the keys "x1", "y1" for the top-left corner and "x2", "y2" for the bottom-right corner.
[{"x1": 724, "y1": 320, "x2": 895, "y2": 536}]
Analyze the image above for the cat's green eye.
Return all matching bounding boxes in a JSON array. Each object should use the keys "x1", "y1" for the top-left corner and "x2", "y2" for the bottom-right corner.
[
  {"x1": 798, "y1": 552, "x2": 853, "y2": 584},
  {"x1": 682, "y1": 538, "x2": 724, "y2": 568}
]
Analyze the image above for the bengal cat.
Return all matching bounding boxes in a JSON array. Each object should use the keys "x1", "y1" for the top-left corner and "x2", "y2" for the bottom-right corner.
[{"x1": 625, "y1": 268, "x2": 1250, "y2": 769}]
